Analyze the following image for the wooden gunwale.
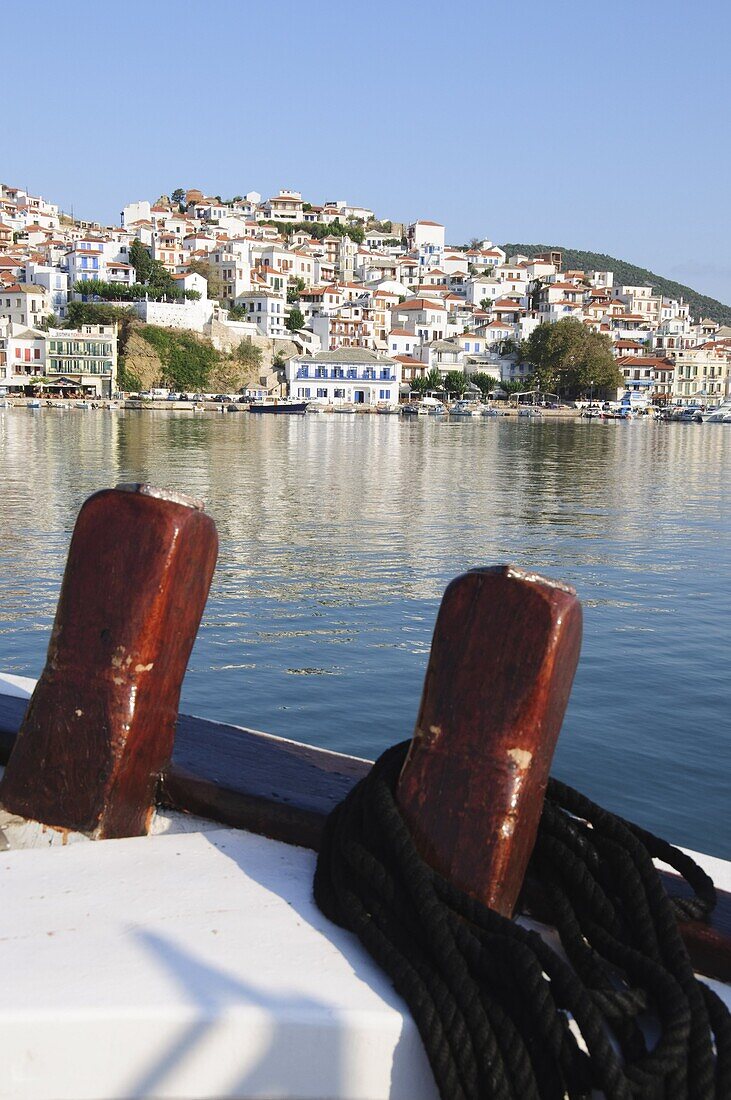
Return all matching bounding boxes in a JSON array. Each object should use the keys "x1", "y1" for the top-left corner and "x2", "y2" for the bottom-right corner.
[{"x1": 0, "y1": 691, "x2": 728, "y2": 983}]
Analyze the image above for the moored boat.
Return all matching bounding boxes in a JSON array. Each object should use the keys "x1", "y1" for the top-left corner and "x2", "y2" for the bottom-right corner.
[
  {"x1": 703, "y1": 399, "x2": 731, "y2": 423},
  {"x1": 401, "y1": 397, "x2": 446, "y2": 416},
  {"x1": 448, "y1": 399, "x2": 482, "y2": 417},
  {"x1": 248, "y1": 399, "x2": 308, "y2": 414}
]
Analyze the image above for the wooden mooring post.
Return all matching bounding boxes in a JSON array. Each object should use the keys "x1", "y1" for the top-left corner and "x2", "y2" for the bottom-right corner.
[
  {"x1": 0, "y1": 484, "x2": 218, "y2": 838},
  {"x1": 397, "y1": 566, "x2": 583, "y2": 918}
]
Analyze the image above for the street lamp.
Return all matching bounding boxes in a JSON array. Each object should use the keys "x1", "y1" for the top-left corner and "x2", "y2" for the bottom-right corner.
[{"x1": 590, "y1": 379, "x2": 595, "y2": 404}]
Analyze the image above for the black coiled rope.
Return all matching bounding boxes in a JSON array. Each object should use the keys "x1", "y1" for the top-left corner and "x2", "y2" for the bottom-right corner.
[{"x1": 314, "y1": 742, "x2": 731, "y2": 1099}]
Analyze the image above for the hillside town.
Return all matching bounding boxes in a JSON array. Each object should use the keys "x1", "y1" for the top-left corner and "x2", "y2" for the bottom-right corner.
[{"x1": 1, "y1": 182, "x2": 730, "y2": 408}]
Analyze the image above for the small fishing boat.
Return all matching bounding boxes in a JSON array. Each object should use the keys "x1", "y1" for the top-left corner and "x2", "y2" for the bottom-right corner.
[
  {"x1": 518, "y1": 406, "x2": 543, "y2": 417},
  {"x1": 333, "y1": 403, "x2": 356, "y2": 414},
  {"x1": 26, "y1": 399, "x2": 41, "y2": 409},
  {"x1": 449, "y1": 400, "x2": 482, "y2": 417},
  {"x1": 376, "y1": 403, "x2": 400, "y2": 415},
  {"x1": 248, "y1": 399, "x2": 308, "y2": 414},
  {"x1": 481, "y1": 405, "x2": 499, "y2": 417},
  {"x1": 402, "y1": 397, "x2": 446, "y2": 416}
]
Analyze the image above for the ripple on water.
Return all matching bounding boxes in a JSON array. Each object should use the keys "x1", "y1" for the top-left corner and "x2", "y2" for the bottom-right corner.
[{"x1": 0, "y1": 409, "x2": 729, "y2": 855}]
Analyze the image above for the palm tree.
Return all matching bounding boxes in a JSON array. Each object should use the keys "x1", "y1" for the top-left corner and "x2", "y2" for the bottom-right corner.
[{"x1": 424, "y1": 367, "x2": 442, "y2": 394}]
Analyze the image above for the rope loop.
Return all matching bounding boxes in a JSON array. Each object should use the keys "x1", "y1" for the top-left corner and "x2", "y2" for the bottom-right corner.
[{"x1": 314, "y1": 741, "x2": 731, "y2": 1099}]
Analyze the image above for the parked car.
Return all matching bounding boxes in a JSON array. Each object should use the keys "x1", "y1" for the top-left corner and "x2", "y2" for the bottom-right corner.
[{"x1": 213, "y1": 394, "x2": 232, "y2": 403}]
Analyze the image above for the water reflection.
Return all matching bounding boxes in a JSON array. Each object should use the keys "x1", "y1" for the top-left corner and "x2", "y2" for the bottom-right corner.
[{"x1": 0, "y1": 406, "x2": 729, "y2": 856}]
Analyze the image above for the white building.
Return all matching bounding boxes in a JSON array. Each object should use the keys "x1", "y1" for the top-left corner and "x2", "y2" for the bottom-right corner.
[
  {"x1": 264, "y1": 190, "x2": 304, "y2": 222},
  {"x1": 407, "y1": 221, "x2": 445, "y2": 270},
  {"x1": 25, "y1": 262, "x2": 69, "y2": 319},
  {"x1": 234, "y1": 291, "x2": 288, "y2": 337},
  {"x1": 0, "y1": 284, "x2": 51, "y2": 327},
  {"x1": 287, "y1": 348, "x2": 400, "y2": 406},
  {"x1": 0, "y1": 320, "x2": 45, "y2": 388},
  {"x1": 121, "y1": 200, "x2": 151, "y2": 227},
  {"x1": 46, "y1": 324, "x2": 117, "y2": 398}
]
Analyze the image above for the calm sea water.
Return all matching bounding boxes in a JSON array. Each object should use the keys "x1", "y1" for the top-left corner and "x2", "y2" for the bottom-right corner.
[{"x1": 0, "y1": 407, "x2": 729, "y2": 856}]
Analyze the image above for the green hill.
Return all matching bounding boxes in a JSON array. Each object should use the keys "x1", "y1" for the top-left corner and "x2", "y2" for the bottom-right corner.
[{"x1": 501, "y1": 244, "x2": 731, "y2": 326}]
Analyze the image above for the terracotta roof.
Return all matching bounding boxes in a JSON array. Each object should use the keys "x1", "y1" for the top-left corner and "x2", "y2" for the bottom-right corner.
[{"x1": 617, "y1": 356, "x2": 675, "y2": 368}]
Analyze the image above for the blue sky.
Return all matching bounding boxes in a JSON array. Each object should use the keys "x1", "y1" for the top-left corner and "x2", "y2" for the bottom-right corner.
[{"x1": 7, "y1": 0, "x2": 731, "y2": 302}]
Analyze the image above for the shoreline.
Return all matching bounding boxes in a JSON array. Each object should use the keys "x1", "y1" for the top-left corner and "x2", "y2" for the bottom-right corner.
[{"x1": 0, "y1": 398, "x2": 591, "y2": 419}]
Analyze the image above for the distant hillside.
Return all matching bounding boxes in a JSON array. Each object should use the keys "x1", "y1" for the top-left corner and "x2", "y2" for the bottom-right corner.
[{"x1": 501, "y1": 244, "x2": 731, "y2": 326}]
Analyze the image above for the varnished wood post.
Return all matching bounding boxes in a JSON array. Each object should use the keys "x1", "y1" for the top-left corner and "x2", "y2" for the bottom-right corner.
[
  {"x1": 397, "y1": 566, "x2": 582, "y2": 918},
  {"x1": 0, "y1": 484, "x2": 218, "y2": 839}
]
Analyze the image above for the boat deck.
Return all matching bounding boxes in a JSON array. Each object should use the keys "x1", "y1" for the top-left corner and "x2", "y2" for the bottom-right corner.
[{"x1": 0, "y1": 675, "x2": 728, "y2": 1100}]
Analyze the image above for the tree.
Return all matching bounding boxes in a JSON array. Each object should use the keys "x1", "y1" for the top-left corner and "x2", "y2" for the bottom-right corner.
[
  {"x1": 65, "y1": 301, "x2": 134, "y2": 331},
  {"x1": 71, "y1": 278, "x2": 185, "y2": 303},
  {"x1": 443, "y1": 370, "x2": 467, "y2": 397},
  {"x1": 147, "y1": 260, "x2": 178, "y2": 298},
  {"x1": 501, "y1": 379, "x2": 527, "y2": 396},
  {"x1": 187, "y1": 259, "x2": 222, "y2": 301},
  {"x1": 470, "y1": 371, "x2": 500, "y2": 398},
  {"x1": 523, "y1": 317, "x2": 621, "y2": 398},
  {"x1": 286, "y1": 307, "x2": 305, "y2": 333},
  {"x1": 234, "y1": 339, "x2": 263, "y2": 371},
  {"x1": 227, "y1": 304, "x2": 248, "y2": 321},
  {"x1": 287, "y1": 277, "x2": 306, "y2": 303},
  {"x1": 171, "y1": 188, "x2": 185, "y2": 206},
  {"x1": 129, "y1": 239, "x2": 152, "y2": 284},
  {"x1": 424, "y1": 367, "x2": 443, "y2": 392}
]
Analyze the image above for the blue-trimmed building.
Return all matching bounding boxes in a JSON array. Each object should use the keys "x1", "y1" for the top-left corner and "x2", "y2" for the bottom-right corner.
[{"x1": 286, "y1": 349, "x2": 400, "y2": 406}]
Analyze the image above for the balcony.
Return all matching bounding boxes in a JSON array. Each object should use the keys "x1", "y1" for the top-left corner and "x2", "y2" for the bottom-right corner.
[{"x1": 295, "y1": 367, "x2": 394, "y2": 382}]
